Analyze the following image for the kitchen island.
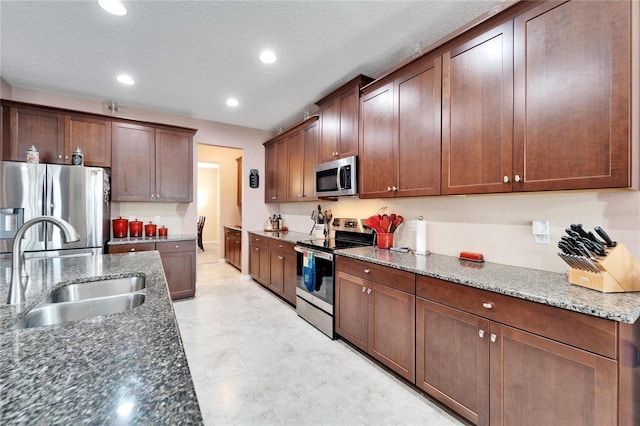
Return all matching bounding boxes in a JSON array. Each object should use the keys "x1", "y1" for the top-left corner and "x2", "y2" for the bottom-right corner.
[{"x1": 0, "y1": 251, "x2": 202, "y2": 424}]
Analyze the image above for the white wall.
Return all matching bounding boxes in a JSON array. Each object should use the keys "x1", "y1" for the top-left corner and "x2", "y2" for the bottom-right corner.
[{"x1": 196, "y1": 165, "x2": 219, "y2": 242}]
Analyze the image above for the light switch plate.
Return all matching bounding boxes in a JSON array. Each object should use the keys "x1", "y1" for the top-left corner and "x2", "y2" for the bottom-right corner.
[{"x1": 532, "y1": 220, "x2": 550, "y2": 245}]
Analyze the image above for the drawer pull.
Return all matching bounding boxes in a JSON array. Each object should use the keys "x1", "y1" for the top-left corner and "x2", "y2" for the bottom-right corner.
[
  {"x1": 479, "y1": 330, "x2": 485, "y2": 338},
  {"x1": 278, "y1": 244, "x2": 283, "y2": 248},
  {"x1": 278, "y1": 256, "x2": 283, "y2": 261},
  {"x1": 130, "y1": 248, "x2": 136, "y2": 252},
  {"x1": 367, "y1": 288, "x2": 372, "y2": 295},
  {"x1": 490, "y1": 334, "x2": 497, "y2": 343},
  {"x1": 482, "y1": 302, "x2": 493, "y2": 309},
  {"x1": 364, "y1": 269, "x2": 370, "y2": 274},
  {"x1": 175, "y1": 245, "x2": 180, "y2": 248},
  {"x1": 362, "y1": 287, "x2": 366, "y2": 293}
]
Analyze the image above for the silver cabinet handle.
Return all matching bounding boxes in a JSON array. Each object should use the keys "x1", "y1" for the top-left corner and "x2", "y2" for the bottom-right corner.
[
  {"x1": 272, "y1": 196, "x2": 276, "y2": 200},
  {"x1": 490, "y1": 334, "x2": 497, "y2": 343},
  {"x1": 392, "y1": 186, "x2": 398, "y2": 191},
  {"x1": 367, "y1": 288, "x2": 372, "y2": 294},
  {"x1": 514, "y1": 175, "x2": 521, "y2": 182},
  {"x1": 503, "y1": 176, "x2": 510, "y2": 183},
  {"x1": 482, "y1": 302, "x2": 493, "y2": 309},
  {"x1": 387, "y1": 186, "x2": 392, "y2": 192},
  {"x1": 130, "y1": 248, "x2": 136, "y2": 252},
  {"x1": 479, "y1": 330, "x2": 485, "y2": 338},
  {"x1": 65, "y1": 155, "x2": 69, "y2": 160},
  {"x1": 362, "y1": 287, "x2": 366, "y2": 293},
  {"x1": 156, "y1": 194, "x2": 160, "y2": 198},
  {"x1": 278, "y1": 256, "x2": 283, "y2": 260},
  {"x1": 278, "y1": 244, "x2": 283, "y2": 248},
  {"x1": 255, "y1": 247, "x2": 259, "y2": 251},
  {"x1": 151, "y1": 194, "x2": 155, "y2": 199},
  {"x1": 58, "y1": 154, "x2": 62, "y2": 159},
  {"x1": 364, "y1": 269, "x2": 370, "y2": 274},
  {"x1": 175, "y1": 245, "x2": 180, "y2": 248}
]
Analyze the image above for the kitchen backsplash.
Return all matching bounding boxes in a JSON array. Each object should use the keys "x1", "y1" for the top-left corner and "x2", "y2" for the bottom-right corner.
[{"x1": 280, "y1": 189, "x2": 640, "y2": 274}]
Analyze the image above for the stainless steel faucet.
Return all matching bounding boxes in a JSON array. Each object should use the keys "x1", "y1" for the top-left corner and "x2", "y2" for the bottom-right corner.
[{"x1": 7, "y1": 216, "x2": 80, "y2": 305}]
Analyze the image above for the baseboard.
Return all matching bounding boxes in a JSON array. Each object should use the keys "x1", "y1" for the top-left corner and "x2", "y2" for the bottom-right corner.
[{"x1": 240, "y1": 274, "x2": 252, "y2": 281}]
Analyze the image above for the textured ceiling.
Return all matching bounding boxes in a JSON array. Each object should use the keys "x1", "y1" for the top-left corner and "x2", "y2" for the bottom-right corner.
[{"x1": 1, "y1": 0, "x2": 504, "y2": 131}]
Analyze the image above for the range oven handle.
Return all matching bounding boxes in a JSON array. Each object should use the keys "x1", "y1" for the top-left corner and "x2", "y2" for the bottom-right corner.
[{"x1": 294, "y1": 245, "x2": 334, "y2": 261}]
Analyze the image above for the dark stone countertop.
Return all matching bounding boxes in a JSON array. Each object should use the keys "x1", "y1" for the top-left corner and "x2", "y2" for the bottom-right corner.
[
  {"x1": 336, "y1": 247, "x2": 640, "y2": 324},
  {"x1": 0, "y1": 251, "x2": 202, "y2": 424},
  {"x1": 248, "y1": 229, "x2": 312, "y2": 244},
  {"x1": 107, "y1": 234, "x2": 196, "y2": 245}
]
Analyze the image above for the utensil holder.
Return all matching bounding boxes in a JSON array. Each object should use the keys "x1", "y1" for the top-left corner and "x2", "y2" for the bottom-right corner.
[
  {"x1": 567, "y1": 244, "x2": 640, "y2": 292},
  {"x1": 376, "y1": 233, "x2": 393, "y2": 249}
]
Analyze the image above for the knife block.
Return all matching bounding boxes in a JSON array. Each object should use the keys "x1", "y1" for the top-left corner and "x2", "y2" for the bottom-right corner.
[{"x1": 567, "y1": 244, "x2": 640, "y2": 293}]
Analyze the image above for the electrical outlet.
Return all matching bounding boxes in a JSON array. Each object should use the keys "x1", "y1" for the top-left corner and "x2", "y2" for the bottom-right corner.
[{"x1": 532, "y1": 220, "x2": 550, "y2": 245}]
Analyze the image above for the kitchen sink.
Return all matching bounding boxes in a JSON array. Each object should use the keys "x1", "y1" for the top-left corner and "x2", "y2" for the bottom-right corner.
[
  {"x1": 13, "y1": 275, "x2": 147, "y2": 329},
  {"x1": 43, "y1": 276, "x2": 145, "y2": 303},
  {"x1": 14, "y1": 293, "x2": 146, "y2": 329}
]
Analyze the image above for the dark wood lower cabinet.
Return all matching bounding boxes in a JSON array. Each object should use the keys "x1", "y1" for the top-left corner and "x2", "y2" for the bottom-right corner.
[
  {"x1": 248, "y1": 233, "x2": 296, "y2": 305},
  {"x1": 416, "y1": 293, "x2": 618, "y2": 426},
  {"x1": 335, "y1": 259, "x2": 416, "y2": 382},
  {"x1": 107, "y1": 240, "x2": 196, "y2": 300},
  {"x1": 224, "y1": 227, "x2": 241, "y2": 270}
]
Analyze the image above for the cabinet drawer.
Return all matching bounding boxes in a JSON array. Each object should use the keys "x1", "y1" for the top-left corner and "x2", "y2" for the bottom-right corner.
[
  {"x1": 416, "y1": 275, "x2": 617, "y2": 359},
  {"x1": 156, "y1": 240, "x2": 196, "y2": 253},
  {"x1": 269, "y1": 239, "x2": 295, "y2": 255},
  {"x1": 249, "y1": 233, "x2": 269, "y2": 247},
  {"x1": 336, "y1": 256, "x2": 415, "y2": 294},
  {"x1": 108, "y1": 243, "x2": 156, "y2": 254}
]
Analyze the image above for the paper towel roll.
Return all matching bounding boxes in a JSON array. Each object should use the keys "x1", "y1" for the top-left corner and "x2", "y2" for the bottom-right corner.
[{"x1": 415, "y1": 220, "x2": 428, "y2": 255}]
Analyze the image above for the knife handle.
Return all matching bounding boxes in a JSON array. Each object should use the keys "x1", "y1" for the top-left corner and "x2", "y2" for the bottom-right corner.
[{"x1": 594, "y1": 226, "x2": 617, "y2": 248}]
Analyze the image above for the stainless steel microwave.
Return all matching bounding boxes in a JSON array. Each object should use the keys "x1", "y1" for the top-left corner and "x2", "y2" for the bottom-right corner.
[{"x1": 315, "y1": 156, "x2": 358, "y2": 197}]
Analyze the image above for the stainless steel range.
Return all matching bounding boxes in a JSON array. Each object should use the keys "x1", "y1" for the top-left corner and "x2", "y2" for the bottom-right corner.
[{"x1": 294, "y1": 218, "x2": 374, "y2": 338}]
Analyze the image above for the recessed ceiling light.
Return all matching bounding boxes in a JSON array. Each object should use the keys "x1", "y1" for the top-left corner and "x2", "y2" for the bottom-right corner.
[
  {"x1": 259, "y1": 50, "x2": 277, "y2": 64},
  {"x1": 98, "y1": 0, "x2": 127, "y2": 16},
  {"x1": 116, "y1": 74, "x2": 135, "y2": 85},
  {"x1": 226, "y1": 98, "x2": 239, "y2": 107}
]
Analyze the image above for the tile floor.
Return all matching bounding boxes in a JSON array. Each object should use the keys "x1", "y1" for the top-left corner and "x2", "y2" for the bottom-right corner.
[{"x1": 172, "y1": 245, "x2": 468, "y2": 425}]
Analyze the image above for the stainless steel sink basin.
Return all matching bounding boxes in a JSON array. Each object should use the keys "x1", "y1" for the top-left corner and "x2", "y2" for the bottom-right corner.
[
  {"x1": 43, "y1": 276, "x2": 145, "y2": 303},
  {"x1": 14, "y1": 293, "x2": 146, "y2": 329}
]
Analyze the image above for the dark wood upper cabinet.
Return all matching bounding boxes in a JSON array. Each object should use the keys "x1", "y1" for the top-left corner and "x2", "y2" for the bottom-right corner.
[
  {"x1": 65, "y1": 115, "x2": 112, "y2": 168},
  {"x1": 3, "y1": 105, "x2": 65, "y2": 163},
  {"x1": 441, "y1": 21, "x2": 514, "y2": 195},
  {"x1": 513, "y1": 0, "x2": 631, "y2": 191},
  {"x1": 111, "y1": 122, "x2": 194, "y2": 202},
  {"x1": 316, "y1": 75, "x2": 373, "y2": 163},
  {"x1": 360, "y1": 54, "x2": 442, "y2": 199},
  {"x1": 288, "y1": 118, "x2": 319, "y2": 202},
  {"x1": 264, "y1": 135, "x2": 288, "y2": 203}
]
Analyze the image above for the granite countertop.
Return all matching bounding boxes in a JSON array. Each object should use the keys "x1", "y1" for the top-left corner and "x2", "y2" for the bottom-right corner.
[
  {"x1": 108, "y1": 233, "x2": 196, "y2": 245},
  {"x1": 224, "y1": 225, "x2": 242, "y2": 231},
  {"x1": 249, "y1": 229, "x2": 311, "y2": 244},
  {"x1": 0, "y1": 252, "x2": 202, "y2": 424},
  {"x1": 336, "y1": 247, "x2": 640, "y2": 324}
]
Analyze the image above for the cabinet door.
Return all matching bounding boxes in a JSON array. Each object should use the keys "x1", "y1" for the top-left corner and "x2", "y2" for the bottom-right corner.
[
  {"x1": 6, "y1": 106, "x2": 65, "y2": 163},
  {"x1": 335, "y1": 270, "x2": 368, "y2": 351},
  {"x1": 337, "y1": 89, "x2": 360, "y2": 158},
  {"x1": 111, "y1": 122, "x2": 155, "y2": 201},
  {"x1": 318, "y1": 100, "x2": 339, "y2": 162},
  {"x1": 287, "y1": 129, "x2": 304, "y2": 201},
  {"x1": 249, "y1": 243, "x2": 262, "y2": 283},
  {"x1": 155, "y1": 128, "x2": 193, "y2": 202},
  {"x1": 264, "y1": 137, "x2": 287, "y2": 203},
  {"x1": 416, "y1": 298, "x2": 489, "y2": 426},
  {"x1": 396, "y1": 56, "x2": 442, "y2": 197},
  {"x1": 490, "y1": 323, "x2": 617, "y2": 426},
  {"x1": 269, "y1": 251, "x2": 285, "y2": 294},
  {"x1": 301, "y1": 120, "x2": 318, "y2": 201},
  {"x1": 513, "y1": 0, "x2": 630, "y2": 191},
  {"x1": 359, "y1": 82, "x2": 395, "y2": 198},
  {"x1": 282, "y1": 253, "x2": 297, "y2": 305},
  {"x1": 442, "y1": 21, "x2": 514, "y2": 195},
  {"x1": 160, "y1": 249, "x2": 196, "y2": 300},
  {"x1": 65, "y1": 115, "x2": 111, "y2": 167},
  {"x1": 368, "y1": 282, "x2": 416, "y2": 382}
]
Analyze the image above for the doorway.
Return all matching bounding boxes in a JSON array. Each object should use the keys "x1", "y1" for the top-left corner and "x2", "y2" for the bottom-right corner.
[{"x1": 196, "y1": 144, "x2": 243, "y2": 263}]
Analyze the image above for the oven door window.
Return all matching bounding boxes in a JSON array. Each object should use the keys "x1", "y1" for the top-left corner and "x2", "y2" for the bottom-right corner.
[{"x1": 296, "y1": 250, "x2": 333, "y2": 306}]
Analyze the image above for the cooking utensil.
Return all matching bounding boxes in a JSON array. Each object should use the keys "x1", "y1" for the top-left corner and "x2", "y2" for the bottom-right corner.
[
  {"x1": 390, "y1": 215, "x2": 404, "y2": 233},
  {"x1": 594, "y1": 226, "x2": 617, "y2": 247}
]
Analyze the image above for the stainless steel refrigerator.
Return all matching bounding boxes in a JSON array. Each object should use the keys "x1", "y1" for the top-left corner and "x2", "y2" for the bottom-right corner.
[{"x1": 0, "y1": 161, "x2": 109, "y2": 256}]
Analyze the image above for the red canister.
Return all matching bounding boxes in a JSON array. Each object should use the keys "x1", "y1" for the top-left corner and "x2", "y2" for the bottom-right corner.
[
  {"x1": 112, "y1": 217, "x2": 128, "y2": 238},
  {"x1": 145, "y1": 222, "x2": 157, "y2": 237},
  {"x1": 129, "y1": 219, "x2": 143, "y2": 237},
  {"x1": 158, "y1": 226, "x2": 168, "y2": 237}
]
